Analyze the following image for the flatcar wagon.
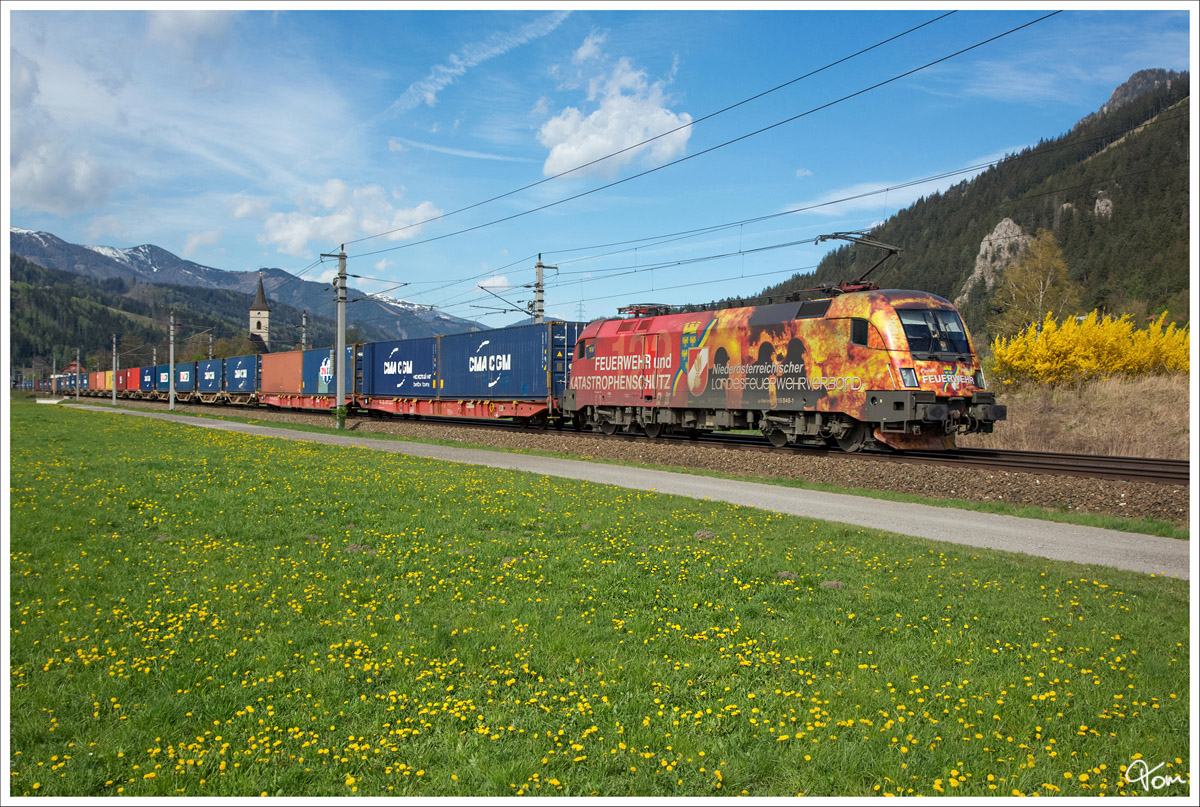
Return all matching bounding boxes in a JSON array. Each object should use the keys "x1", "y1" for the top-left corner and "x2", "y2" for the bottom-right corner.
[
  {"x1": 565, "y1": 289, "x2": 1005, "y2": 452},
  {"x1": 359, "y1": 321, "x2": 582, "y2": 426}
]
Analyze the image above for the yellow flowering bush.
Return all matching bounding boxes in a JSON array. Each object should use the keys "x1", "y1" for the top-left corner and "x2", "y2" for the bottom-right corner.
[{"x1": 991, "y1": 311, "x2": 1190, "y2": 386}]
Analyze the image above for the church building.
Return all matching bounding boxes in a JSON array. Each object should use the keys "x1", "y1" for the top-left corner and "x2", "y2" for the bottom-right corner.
[{"x1": 249, "y1": 270, "x2": 271, "y2": 351}]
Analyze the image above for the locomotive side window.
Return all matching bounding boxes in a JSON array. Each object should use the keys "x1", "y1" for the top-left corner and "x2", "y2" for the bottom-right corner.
[
  {"x1": 850, "y1": 318, "x2": 869, "y2": 347},
  {"x1": 897, "y1": 309, "x2": 971, "y2": 357},
  {"x1": 586, "y1": 341, "x2": 596, "y2": 360},
  {"x1": 796, "y1": 300, "x2": 832, "y2": 319},
  {"x1": 576, "y1": 341, "x2": 585, "y2": 359}
]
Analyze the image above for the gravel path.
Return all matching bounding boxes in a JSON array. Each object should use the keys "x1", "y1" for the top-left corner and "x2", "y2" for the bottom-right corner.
[{"x1": 65, "y1": 398, "x2": 1190, "y2": 527}]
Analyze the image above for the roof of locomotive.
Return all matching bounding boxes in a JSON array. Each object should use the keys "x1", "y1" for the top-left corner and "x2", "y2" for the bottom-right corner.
[{"x1": 582, "y1": 289, "x2": 956, "y2": 338}]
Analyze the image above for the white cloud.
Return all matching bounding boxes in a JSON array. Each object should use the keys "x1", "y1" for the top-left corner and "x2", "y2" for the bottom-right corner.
[
  {"x1": 87, "y1": 215, "x2": 125, "y2": 240},
  {"x1": 478, "y1": 275, "x2": 514, "y2": 292},
  {"x1": 538, "y1": 58, "x2": 693, "y2": 179},
  {"x1": 9, "y1": 47, "x2": 117, "y2": 215},
  {"x1": 389, "y1": 137, "x2": 536, "y2": 163},
  {"x1": 231, "y1": 195, "x2": 271, "y2": 219},
  {"x1": 795, "y1": 168, "x2": 814, "y2": 179},
  {"x1": 182, "y1": 229, "x2": 221, "y2": 257},
  {"x1": 788, "y1": 154, "x2": 1007, "y2": 218},
  {"x1": 259, "y1": 181, "x2": 443, "y2": 257},
  {"x1": 378, "y1": 11, "x2": 570, "y2": 120},
  {"x1": 573, "y1": 31, "x2": 606, "y2": 64},
  {"x1": 316, "y1": 179, "x2": 349, "y2": 209},
  {"x1": 10, "y1": 137, "x2": 115, "y2": 216},
  {"x1": 10, "y1": 49, "x2": 39, "y2": 108},
  {"x1": 8, "y1": 14, "x2": 353, "y2": 224},
  {"x1": 146, "y1": 11, "x2": 239, "y2": 52},
  {"x1": 374, "y1": 259, "x2": 393, "y2": 273}
]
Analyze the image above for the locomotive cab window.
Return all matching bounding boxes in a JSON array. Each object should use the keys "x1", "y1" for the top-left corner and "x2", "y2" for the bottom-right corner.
[
  {"x1": 850, "y1": 318, "x2": 870, "y2": 347},
  {"x1": 897, "y1": 308, "x2": 972, "y2": 359}
]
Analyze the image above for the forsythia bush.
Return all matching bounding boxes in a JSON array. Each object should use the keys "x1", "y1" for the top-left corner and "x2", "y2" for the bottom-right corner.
[{"x1": 991, "y1": 311, "x2": 1190, "y2": 386}]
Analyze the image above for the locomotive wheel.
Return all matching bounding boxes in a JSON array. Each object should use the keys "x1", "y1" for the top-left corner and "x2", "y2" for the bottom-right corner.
[
  {"x1": 643, "y1": 422, "x2": 664, "y2": 439},
  {"x1": 599, "y1": 421, "x2": 618, "y2": 436},
  {"x1": 766, "y1": 428, "x2": 789, "y2": 448},
  {"x1": 835, "y1": 421, "x2": 867, "y2": 453}
]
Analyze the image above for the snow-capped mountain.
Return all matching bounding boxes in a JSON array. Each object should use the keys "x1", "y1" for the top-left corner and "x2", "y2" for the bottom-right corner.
[{"x1": 9, "y1": 228, "x2": 483, "y2": 340}]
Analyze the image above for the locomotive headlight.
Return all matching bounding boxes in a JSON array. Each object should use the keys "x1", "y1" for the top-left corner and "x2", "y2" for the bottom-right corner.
[
  {"x1": 974, "y1": 369, "x2": 986, "y2": 388},
  {"x1": 899, "y1": 367, "x2": 919, "y2": 388}
]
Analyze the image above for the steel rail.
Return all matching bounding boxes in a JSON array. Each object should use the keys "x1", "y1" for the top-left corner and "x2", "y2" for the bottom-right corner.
[{"x1": 88, "y1": 399, "x2": 1190, "y2": 486}]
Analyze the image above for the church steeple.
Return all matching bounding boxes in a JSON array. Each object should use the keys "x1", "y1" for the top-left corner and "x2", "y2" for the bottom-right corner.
[{"x1": 250, "y1": 270, "x2": 271, "y2": 349}]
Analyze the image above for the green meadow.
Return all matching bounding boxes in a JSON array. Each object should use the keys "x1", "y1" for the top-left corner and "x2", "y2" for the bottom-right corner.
[{"x1": 8, "y1": 401, "x2": 1190, "y2": 797}]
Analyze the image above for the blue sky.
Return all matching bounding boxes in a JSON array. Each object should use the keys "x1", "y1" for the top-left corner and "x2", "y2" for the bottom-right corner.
[{"x1": 4, "y1": 3, "x2": 1194, "y2": 325}]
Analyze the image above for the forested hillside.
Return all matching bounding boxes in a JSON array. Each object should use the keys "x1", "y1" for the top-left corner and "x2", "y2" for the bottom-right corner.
[{"x1": 754, "y1": 70, "x2": 1190, "y2": 340}]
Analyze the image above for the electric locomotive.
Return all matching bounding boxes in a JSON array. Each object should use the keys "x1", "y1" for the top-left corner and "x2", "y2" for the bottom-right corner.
[{"x1": 564, "y1": 287, "x2": 1005, "y2": 452}]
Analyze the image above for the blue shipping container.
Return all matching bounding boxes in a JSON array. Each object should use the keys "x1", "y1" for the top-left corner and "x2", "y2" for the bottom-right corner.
[
  {"x1": 140, "y1": 366, "x2": 155, "y2": 391},
  {"x1": 156, "y1": 364, "x2": 170, "y2": 392},
  {"x1": 438, "y1": 321, "x2": 584, "y2": 400},
  {"x1": 174, "y1": 362, "x2": 197, "y2": 392},
  {"x1": 301, "y1": 347, "x2": 356, "y2": 395},
  {"x1": 224, "y1": 354, "x2": 258, "y2": 394},
  {"x1": 361, "y1": 338, "x2": 438, "y2": 397},
  {"x1": 198, "y1": 359, "x2": 223, "y2": 393}
]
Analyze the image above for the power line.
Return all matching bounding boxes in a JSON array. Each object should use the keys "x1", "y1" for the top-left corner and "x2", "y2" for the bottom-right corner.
[
  {"x1": 344, "y1": 11, "x2": 1061, "y2": 265},
  {"x1": 431, "y1": 152, "x2": 1189, "y2": 320},
  {"x1": 337, "y1": 11, "x2": 958, "y2": 250}
]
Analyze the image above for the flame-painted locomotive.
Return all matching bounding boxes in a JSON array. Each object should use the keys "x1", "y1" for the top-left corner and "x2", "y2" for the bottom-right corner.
[{"x1": 564, "y1": 288, "x2": 1006, "y2": 452}]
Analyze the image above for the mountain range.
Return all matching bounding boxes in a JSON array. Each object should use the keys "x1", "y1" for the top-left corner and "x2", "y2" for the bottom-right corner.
[{"x1": 9, "y1": 228, "x2": 482, "y2": 344}]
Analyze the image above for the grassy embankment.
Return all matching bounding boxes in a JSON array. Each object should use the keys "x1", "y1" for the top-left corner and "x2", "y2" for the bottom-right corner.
[
  {"x1": 8, "y1": 401, "x2": 1190, "y2": 797},
  {"x1": 958, "y1": 375, "x2": 1191, "y2": 460}
]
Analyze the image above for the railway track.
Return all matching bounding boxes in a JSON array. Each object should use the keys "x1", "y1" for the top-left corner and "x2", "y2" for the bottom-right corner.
[
  {"x1": 371, "y1": 411, "x2": 1190, "y2": 486},
  {"x1": 73, "y1": 398, "x2": 1191, "y2": 486}
]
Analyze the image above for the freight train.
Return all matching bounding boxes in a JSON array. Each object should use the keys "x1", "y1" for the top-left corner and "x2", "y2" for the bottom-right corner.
[{"x1": 57, "y1": 288, "x2": 1005, "y2": 452}]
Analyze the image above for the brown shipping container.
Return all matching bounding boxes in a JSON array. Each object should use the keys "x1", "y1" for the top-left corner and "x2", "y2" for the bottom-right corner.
[{"x1": 260, "y1": 350, "x2": 304, "y2": 394}]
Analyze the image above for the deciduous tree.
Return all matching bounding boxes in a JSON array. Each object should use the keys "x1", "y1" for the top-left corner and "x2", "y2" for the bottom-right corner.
[{"x1": 987, "y1": 229, "x2": 1082, "y2": 339}]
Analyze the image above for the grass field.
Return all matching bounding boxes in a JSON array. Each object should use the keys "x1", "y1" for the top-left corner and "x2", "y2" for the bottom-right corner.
[{"x1": 8, "y1": 402, "x2": 1191, "y2": 797}]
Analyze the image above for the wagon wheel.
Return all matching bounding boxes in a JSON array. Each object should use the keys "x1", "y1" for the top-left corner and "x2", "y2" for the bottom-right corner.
[
  {"x1": 599, "y1": 421, "x2": 618, "y2": 436},
  {"x1": 643, "y1": 422, "x2": 664, "y2": 439},
  {"x1": 835, "y1": 421, "x2": 867, "y2": 453},
  {"x1": 766, "y1": 428, "x2": 789, "y2": 448}
]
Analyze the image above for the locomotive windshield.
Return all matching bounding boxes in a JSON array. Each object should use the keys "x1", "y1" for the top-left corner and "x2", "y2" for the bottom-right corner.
[{"x1": 897, "y1": 308, "x2": 972, "y2": 359}]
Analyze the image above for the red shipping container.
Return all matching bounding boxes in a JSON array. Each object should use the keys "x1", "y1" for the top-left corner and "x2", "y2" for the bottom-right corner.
[
  {"x1": 90, "y1": 371, "x2": 104, "y2": 391},
  {"x1": 125, "y1": 368, "x2": 141, "y2": 389},
  {"x1": 260, "y1": 350, "x2": 304, "y2": 394}
]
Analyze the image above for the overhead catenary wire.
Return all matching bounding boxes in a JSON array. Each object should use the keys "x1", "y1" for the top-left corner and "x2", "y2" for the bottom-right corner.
[
  {"x1": 427, "y1": 152, "x2": 1189, "y2": 321},
  {"x1": 336, "y1": 11, "x2": 958, "y2": 250},
  {"x1": 278, "y1": 16, "x2": 1176, "y2": 324},
  {"x1": 377, "y1": 105, "x2": 1191, "y2": 312},
  {"x1": 342, "y1": 11, "x2": 1062, "y2": 266}
]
